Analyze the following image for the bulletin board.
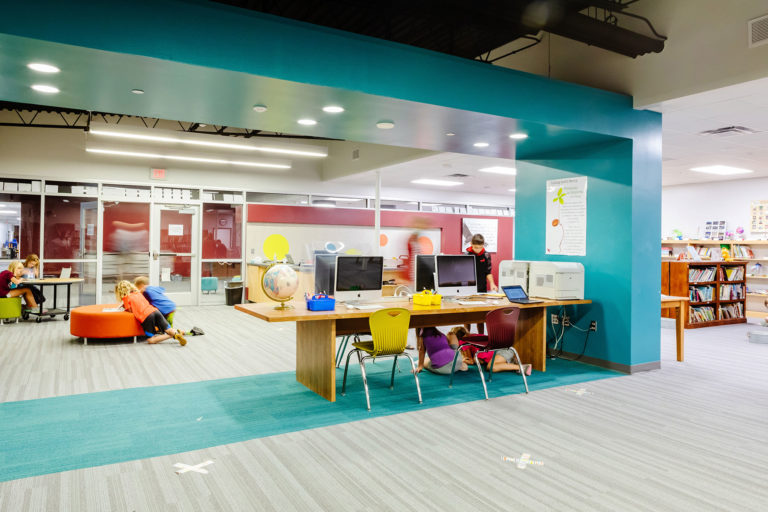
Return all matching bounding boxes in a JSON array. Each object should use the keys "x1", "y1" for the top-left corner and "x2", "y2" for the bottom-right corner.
[{"x1": 751, "y1": 200, "x2": 768, "y2": 233}]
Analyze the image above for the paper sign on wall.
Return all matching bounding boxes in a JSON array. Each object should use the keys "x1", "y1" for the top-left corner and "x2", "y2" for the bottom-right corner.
[
  {"x1": 86, "y1": 224, "x2": 94, "y2": 236},
  {"x1": 461, "y1": 218, "x2": 498, "y2": 252},
  {"x1": 545, "y1": 176, "x2": 587, "y2": 256},
  {"x1": 168, "y1": 224, "x2": 184, "y2": 236},
  {"x1": 750, "y1": 200, "x2": 768, "y2": 233},
  {"x1": 161, "y1": 268, "x2": 171, "y2": 282}
]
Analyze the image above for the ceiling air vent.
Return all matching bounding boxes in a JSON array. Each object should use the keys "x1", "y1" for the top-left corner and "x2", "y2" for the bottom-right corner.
[
  {"x1": 446, "y1": 173, "x2": 470, "y2": 178},
  {"x1": 749, "y1": 14, "x2": 768, "y2": 48},
  {"x1": 699, "y1": 126, "x2": 757, "y2": 137}
]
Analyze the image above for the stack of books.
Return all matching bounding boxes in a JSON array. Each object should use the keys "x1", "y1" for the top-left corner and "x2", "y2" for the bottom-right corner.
[
  {"x1": 719, "y1": 303, "x2": 744, "y2": 319},
  {"x1": 689, "y1": 286, "x2": 713, "y2": 302},
  {"x1": 719, "y1": 284, "x2": 744, "y2": 300},
  {"x1": 689, "y1": 306, "x2": 716, "y2": 324}
]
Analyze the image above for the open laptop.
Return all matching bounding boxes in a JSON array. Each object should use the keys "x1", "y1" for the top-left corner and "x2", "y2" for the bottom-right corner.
[
  {"x1": 502, "y1": 285, "x2": 542, "y2": 304},
  {"x1": 59, "y1": 267, "x2": 72, "y2": 279}
]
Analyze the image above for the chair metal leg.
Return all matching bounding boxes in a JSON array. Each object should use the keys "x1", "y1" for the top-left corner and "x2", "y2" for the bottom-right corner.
[
  {"x1": 404, "y1": 354, "x2": 422, "y2": 404},
  {"x1": 448, "y1": 343, "x2": 465, "y2": 388},
  {"x1": 358, "y1": 352, "x2": 371, "y2": 411},
  {"x1": 341, "y1": 348, "x2": 357, "y2": 396},
  {"x1": 511, "y1": 347, "x2": 529, "y2": 394},
  {"x1": 390, "y1": 355, "x2": 398, "y2": 389},
  {"x1": 336, "y1": 335, "x2": 350, "y2": 368},
  {"x1": 474, "y1": 352, "x2": 489, "y2": 400},
  {"x1": 487, "y1": 349, "x2": 498, "y2": 382}
]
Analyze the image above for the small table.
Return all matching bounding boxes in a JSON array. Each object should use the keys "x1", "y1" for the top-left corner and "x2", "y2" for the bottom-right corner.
[
  {"x1": 661, "y1": 294, "x2": 688, "y2": 362},
  {"x1": 23, "y1": 278, "x2": 85, "y2": 323}
]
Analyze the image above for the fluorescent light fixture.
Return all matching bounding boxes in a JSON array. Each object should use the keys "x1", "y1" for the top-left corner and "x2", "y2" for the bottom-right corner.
[
  {"x1": 473, "y1": 142, "x2": 489, "y2": 148},
  {"x1": 445, "y1": 132, "x2": 456, "y2": 136},
  {"x1": 88, "y1": 129, "x2": 327, "y2": 157},
  {"x1": 27, "y1": 63, "x2": 60, "y2": 73},
  {"x1": 478, "y1": 166, "x2": 517, "y2": 175},
  {"x1": 325, "y1": 197, "x2": 361, "y2": 202},
  {"x1": 322, "y1": 105, "x2": 344, "y2": 113},
  {"x1": 509, "y1": 133, "x2": 528, "y2": 140},
  {"x1": 252, "y1": 104, "x2": 268, "y2": 113},
  {"x1": 312, "y1": 200, "x2": 336, "y2": 208},
  {"x1": 376, "y1": 121, "x2": 395, "y2": 130},
  {"x1": 86, "y1": 148, "x2": 291, "y2": 169},
  {"x1": 31, "y1": 84, "x2": 59, "y2": 93},
  {"x1": 0, "y1": 210, "x2": 18, "y2": 214},
  {"x1": 421, "y1": 203, "x2": 441, "y2": 207},
  {"x1": 131, "y1": 89, "x2": 145, "y2": 95},
  {"x1": 508, "y1": 188, "x2": 516, "y2": 192},
  {"x1": 690, "y1": 165, "x2": 754, "y2": 175},
  {"x1": 297, "y1": 118, "x2": 317, "y2": 126},
  {"x1": 411, "y1": 179, "x2": 463, "y2": 187}
]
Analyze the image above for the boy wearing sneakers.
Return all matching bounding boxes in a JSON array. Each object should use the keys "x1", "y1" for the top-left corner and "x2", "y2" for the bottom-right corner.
[{"x1": 134, "y1": 276, "x2": 204, "y2": 336}]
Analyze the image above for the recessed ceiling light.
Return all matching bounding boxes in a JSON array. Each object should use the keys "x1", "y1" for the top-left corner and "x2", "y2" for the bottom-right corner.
[
  {"x1": 509, "y1": 133, "x2": 528, "y2": 140},
  {"x1": 252, "y1": 104, "x2": 268, "y2": 113},
  {"x1": 31, "y1": 84, "x2": 59, "y2": 94},
  {"x1": 690, "y1": 165, "x2": 754, "y2": 175},
  {"x1": 508, "y1": 188, "x2": 516, "y2": 192},
  {"x1": 298, "y1": 119, "x2": 317, "y2": 126},
  {"x1": 445, "y1": 132, "x2": 456, "y2": 137},
  {"x1": 322, "y1": 105, "x2": 344, "y2": 113},
  {"x1": 376, "y1": 121, "x2": 395, "y2": 130},
  {"x1": 27, "y1": 63, "x2": 60, "y2": 73},
  {"x1": 473, "y1": 142, "x2": 489, "y2": 148},
  {"x1": 479, "y1": 166, "x2": 517, "y2": 175},
  {"x1": 312, "y1": 200, "x2": 336, "y2": 208},
  {"x1": 130, "y1": 89, "x2": 144, "y2": 95},
  {"x1": 85, "y1": 148, "x2": 291, "y2": 169},
  {"x1": 411, "y1": 179, "x2": 463, "y2": 187}
]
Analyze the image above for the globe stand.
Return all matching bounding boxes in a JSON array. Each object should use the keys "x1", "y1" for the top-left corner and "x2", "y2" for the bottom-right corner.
[{"x1": 274, "y1": 298, "x2": 294, "y2": 311}]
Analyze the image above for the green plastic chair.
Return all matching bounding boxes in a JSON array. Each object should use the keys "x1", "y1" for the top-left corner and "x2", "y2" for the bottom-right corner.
[
  {"x1": 341, "y1": 308, "x2": 422, "y2": 410},
  {"x1": 0, "y1": 297, "x2": 22, "y2": 324}
]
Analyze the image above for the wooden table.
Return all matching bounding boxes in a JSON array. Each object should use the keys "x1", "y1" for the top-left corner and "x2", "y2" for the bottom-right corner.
[
  {"x1": 236, "y1": 298, "x2": 591, "y2": 401},
  {"x1": 661, "y1": 294, "x2": 688, "y2": 362},
  {"x1": 24, "y1": 278, "x2": 85, "y2": 322}
]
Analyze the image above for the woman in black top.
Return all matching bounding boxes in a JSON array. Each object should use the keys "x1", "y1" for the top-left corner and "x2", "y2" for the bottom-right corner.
[{"x1": 465, "y1": 234, "x2": 497, "y2": 334}]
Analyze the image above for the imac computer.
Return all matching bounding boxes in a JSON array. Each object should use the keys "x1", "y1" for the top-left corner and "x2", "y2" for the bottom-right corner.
[
  {"x1": 435, "y1": 255, "x2": 477, "y2": 297},
  {"x1": 334, "y1": 256, "x2": 384, "y2": 302},
  {"x1": 314, "y1": 254, "x2": 337, "y2": 295},
  {"x1": 414, "y1": 254, "x2": 436, "y2": 292}
]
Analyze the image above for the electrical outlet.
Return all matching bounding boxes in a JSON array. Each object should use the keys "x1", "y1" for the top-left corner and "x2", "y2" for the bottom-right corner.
[
  {"x1": 551, "y1": 314, "x2": 559, "y2": 325},
  {"x1": 589, "y1": 320, "x2": 597, "y2": 332},
  {"x1": 562, "y1": 315, "x2": 570, "y2": 327}
]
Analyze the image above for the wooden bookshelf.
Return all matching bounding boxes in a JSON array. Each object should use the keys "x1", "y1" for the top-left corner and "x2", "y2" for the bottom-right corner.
[{"x1": 662, "y1": 261, "x2": 747, "y2": 328}]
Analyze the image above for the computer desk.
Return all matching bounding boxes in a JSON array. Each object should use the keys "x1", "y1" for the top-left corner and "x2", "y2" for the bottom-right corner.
[{"x1": 236, "y1": 298, "x2": 591, "y2": 402}]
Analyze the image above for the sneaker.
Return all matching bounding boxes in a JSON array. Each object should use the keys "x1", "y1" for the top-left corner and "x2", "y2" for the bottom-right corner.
[
  {"x1": 190, "y1": 326, "x2": 205, "y2": 336},
  {"x1": 174, "y1": 332, "x2": 187, "y2": 346}
]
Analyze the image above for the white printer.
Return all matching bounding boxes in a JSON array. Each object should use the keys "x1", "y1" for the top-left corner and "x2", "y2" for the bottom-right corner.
[
  {"x1": 528, "y1": 262, "x2": 584, "y2": 300},
  {"x1": 499, "y1": 260, "x2": 533, "y2": 293}
]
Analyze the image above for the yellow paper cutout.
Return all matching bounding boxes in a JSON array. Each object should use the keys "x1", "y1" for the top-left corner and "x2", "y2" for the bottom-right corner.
[{"x1": 263, "y1": 234, "x2": 290, "y2": 260}]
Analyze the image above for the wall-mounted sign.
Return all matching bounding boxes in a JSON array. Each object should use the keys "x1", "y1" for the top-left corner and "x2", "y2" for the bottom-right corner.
[{"x1": 546, "y1": 176, "x2": 587, "y2": 256}]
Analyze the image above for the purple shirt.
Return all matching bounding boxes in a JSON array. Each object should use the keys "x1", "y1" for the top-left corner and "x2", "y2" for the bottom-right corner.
[{"x1": 420, "y1": 327, "x2": 456, "y2": 369}]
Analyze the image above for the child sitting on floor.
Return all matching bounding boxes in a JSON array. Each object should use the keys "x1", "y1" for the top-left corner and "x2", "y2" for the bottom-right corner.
[
  {"x1": 415, "y1": 326, "x2": 473, "y2": 375},
  {"x1": 133, "y1": 276, "x2": 204, "y2": 336},
  {"x1": 115, "y1": 280, "x2": 187, "y2": 345}
]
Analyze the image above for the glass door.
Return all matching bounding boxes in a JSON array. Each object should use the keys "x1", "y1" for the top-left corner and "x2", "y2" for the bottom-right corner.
[
  {"x1": 151, "y1": 204, "x2": 199, "y2": 306},
  {"x1": 101, "y1": 200, "x2": 151, "y2": 303}
]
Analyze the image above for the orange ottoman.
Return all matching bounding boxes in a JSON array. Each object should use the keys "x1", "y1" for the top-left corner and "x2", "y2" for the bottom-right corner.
[{"x1": 70, "y1": 304, "x2": 144, "y2": 345}]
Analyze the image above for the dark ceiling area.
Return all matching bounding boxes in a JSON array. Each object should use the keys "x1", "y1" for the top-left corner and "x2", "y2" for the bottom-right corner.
[{"x1": 208, "y1": 0, "x2": 666, "y2": 59}]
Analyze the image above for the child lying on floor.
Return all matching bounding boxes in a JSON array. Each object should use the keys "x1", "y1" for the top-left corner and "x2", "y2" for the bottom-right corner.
[
  {"x1": 133, "y1": 276, "x2": 204, "y2": 336},
  {"x1": 415, "y1": 326, "x2": 473, "y2": 375}
]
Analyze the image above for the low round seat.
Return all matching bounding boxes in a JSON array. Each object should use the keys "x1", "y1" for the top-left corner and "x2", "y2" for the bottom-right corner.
[{"x1": 70, "y1": 304, "x2": 144, "y2": 344}]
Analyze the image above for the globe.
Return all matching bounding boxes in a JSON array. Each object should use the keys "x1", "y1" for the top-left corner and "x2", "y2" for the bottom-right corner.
[{"x1": 261, "y1": 263, "x2": 299, "y2": 309}]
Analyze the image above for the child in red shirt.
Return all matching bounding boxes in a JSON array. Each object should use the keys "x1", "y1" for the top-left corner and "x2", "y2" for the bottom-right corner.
[{"x1": 115, "y1": 280, "x2": 187, "y2": 345}]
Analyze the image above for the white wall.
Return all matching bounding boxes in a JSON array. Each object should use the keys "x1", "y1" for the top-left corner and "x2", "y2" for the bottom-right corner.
[
  {"x1": 0, "y1": 127, "x2": 512, "y2": 207},
  {"x1": 662, "y1": 177, "x2": 768, "y2": 239},
  {"x1": 494, "y1": 0, "x2": 768, "y2": 108}
]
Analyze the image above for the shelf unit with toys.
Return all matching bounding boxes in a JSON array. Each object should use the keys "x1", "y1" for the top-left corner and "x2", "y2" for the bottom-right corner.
[
  {"x1": 661, "y1": 260, "x2": 747, "y2": 328},
  {"x1": 661, "y1": 240, "x2": 768, "y2": 319}
]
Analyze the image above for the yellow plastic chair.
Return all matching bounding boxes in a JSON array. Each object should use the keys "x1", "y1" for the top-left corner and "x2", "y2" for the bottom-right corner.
[{"x1": 341, "y1": 308, "x2": 422, "y2": 410}]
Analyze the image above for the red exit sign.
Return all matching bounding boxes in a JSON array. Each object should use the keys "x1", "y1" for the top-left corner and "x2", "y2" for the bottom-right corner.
[{"x1": 150, "y1": 168, "x2": 166, "y2": 180}]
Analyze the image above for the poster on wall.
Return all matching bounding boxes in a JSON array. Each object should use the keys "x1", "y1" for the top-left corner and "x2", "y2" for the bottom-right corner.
[
  {"x1": 750, "y1": 200, "x2": 768, "y2": 234},
  {"x1": 545, "y1": 176, "x2": 587, "y2": 256},
  {"x1": 461, "y1": 218, "x2": 498, "y2": 252}
]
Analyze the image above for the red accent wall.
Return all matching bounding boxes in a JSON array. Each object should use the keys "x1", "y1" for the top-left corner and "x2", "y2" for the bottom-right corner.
[{"x1": 247, "y1": 204, "x2": 513, "y2": 284}]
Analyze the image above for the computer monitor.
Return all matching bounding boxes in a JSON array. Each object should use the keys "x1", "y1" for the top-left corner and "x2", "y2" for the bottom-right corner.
[
  {"x1": 435, "y1": 255, "x2": 477, "y2": 296},
  {"x1": 313, "y1": 254, "x2": 336, "y2": 295},
  {"x1": 334, "y1": 255, "x2": 384, "y2": 302},
  {"x1": 414, "y1": 254, "x2": 436, "y2": 292}
]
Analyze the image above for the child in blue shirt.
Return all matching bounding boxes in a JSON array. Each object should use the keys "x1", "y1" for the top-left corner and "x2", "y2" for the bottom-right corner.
[{"x1": 134, "y1": 276, "x2": 204, "y2": 337}]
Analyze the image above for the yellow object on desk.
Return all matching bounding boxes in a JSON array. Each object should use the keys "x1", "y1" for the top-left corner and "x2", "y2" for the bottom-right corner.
[{"x1": 413, "y1": 290, "x2": 441, "y2": 306}]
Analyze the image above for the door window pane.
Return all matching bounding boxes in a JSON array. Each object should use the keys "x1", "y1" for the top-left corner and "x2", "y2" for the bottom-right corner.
[
  {"x1": 201, "y1": 262, "x2": 242, "y2": 304},
  {"x1": 202, "y1": 204, "x2": 242, "y2": 259},
  {"x1": 160, "y1": 209, "x2": 193, "y2": 253},
  {"x1": 102, "y1": 201, "x2": 150, "y2": 303},
  {"x1": 44, "y1": 197, "x2": 98, "y2": 259},
  {"x1": 159, "y1": 255, "x2": 191, "y2": 294}
]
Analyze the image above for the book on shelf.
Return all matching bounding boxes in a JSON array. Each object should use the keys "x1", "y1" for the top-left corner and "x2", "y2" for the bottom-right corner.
[
  {"x1": 689, "y1": 286, "x2": 714, "y2": 302},
  {"x1": 731, "y1": 245, "x2": 754, "y2": 259},
  {"x1": 719, "y1": 266, "x2": 745, "y2": 281},
  {"x1": 718, "y1": 303, "x2": 744, "y2": 319},
  {"x1": 688, "y1": 267, "x2": 717, "y2": 282},
  {"x1": 719, "y1": 284, "x2": 744, "y2": 300},
  {"x1": 689, "y1": 306, "x2": 716, "y2": 324}
]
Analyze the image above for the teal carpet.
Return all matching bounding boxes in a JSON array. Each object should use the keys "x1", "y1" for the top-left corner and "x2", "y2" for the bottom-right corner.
[{"x1": 0, "y1": 359, "x2": 621, "y2": 482}]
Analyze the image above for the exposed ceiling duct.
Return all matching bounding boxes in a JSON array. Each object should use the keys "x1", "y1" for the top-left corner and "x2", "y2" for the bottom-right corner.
[{"x1": 208, "y1": 0, "x2": 666, "y2": 59}]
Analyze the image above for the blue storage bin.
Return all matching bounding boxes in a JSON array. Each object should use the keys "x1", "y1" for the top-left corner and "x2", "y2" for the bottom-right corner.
[{"x1": 306, "y1": 294, "x2": 335, "y2": 311}]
